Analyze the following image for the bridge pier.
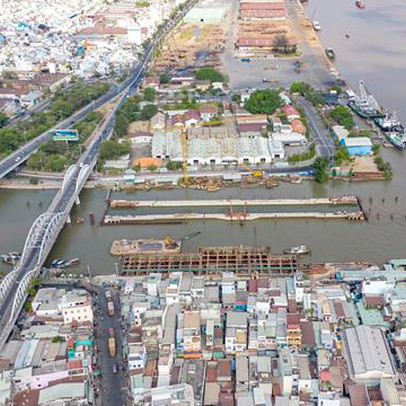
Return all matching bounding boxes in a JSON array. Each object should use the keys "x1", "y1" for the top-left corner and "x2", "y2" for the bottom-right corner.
[
  {"x1": 76, "y1": 196, "x2": 80, "y2": 205},
  {"x1": 66, "y1": 215, "x2": 71, "y2": 224}
]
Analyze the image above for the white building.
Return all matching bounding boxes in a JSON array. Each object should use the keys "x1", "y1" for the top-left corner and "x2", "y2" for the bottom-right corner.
[{"x1": 59, "y1": 290, "x2": 93, "y2": 324}]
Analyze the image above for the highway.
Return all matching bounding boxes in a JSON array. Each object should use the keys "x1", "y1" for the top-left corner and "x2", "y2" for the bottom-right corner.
[{"x1": 0, "y1": 0, "x2": 197, "y2": 350}]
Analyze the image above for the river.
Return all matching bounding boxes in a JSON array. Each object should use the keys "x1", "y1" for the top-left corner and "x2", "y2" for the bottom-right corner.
[{"x1": 1, "y1": 0, "x2": 406, "y2": 273}]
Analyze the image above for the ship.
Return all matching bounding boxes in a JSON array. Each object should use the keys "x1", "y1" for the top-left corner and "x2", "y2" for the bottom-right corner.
[
  {"x1": 374, "y1": 111, "x2": 404, "y2": 132},
  {"x1": 384, "y1": 132, "x2": 406, "y2": 151},
  {"x1": 348, "y1": 80, "x2": 385, "y2": 119},
  {"x1": 325, "y1": 48, "x2": 335, "y2": 60}
]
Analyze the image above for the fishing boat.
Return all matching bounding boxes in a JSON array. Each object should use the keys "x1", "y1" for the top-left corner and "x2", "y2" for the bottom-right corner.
[
  {"x1": 325, "y1": 48, "x2": 335, "y2": 60},
  {"x1": 286, "y1": 245, "x2": 311, "y2": 255},
  {"x1": 64, "y1": 258, "x2": 80, "y2": 267},
  {"x1": 51, "y1": 259, "x2": 66, "y2": 268},
  {"x1": 355, "y1": 0, "x2": 365, "y2": 9},
  {"x1": 348, "y1": 80, "x2": 385, "y2": 119},
  {"x1": 374, "y1": 111, "x2": 404, "y2": 132}
]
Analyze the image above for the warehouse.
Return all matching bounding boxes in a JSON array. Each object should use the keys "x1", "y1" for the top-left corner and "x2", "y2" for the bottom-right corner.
[
  {"x1": 343, "y1": 137, "x2": 372, "y2": 156},
  {"x1": 342, "y1": 325, "x2": 396, "y2": 383},
  {"x1": 151, "y1": 131, "x2": 274, "y2": 165}
]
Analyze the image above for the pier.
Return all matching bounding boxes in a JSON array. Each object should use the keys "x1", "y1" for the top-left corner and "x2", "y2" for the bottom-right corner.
[
  {"x1": 109, "y1": 196, "x2": 359, "y2": 209},
  {"x1": 102, "y1": 211, "x2": 365, "y2": 225},
  {"x1": 121, "y1": 246, "x2": 297, "y2": 276}
]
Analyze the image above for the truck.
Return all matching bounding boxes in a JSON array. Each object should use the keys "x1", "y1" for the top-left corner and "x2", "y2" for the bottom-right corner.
[
  {"x1": 107, "y1": 300, "x2": 115, "y2": 316},
  {"x1": 108, "y1": 328, "x2": 116, "y2": 357}
]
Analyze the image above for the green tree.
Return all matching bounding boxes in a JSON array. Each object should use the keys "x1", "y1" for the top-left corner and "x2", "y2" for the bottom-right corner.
[
  {"x1": 2, "y1": 71, "x2": 18, "y2": 79},
  {"x1": 159, "y1": 73, "x2": 171, "y2": 84},
  {"x1": 195, "y1": 67, "x2": 225, "y2": 83},
  {"x1": 244, "y1": 90, "x2": 283, "y2": 115},
  {"x1": 334, "y1": 146, "x2": 350, "y2": 166},
  {"x1": 147, "y1": 164, "x2": 158, "y2": 172},
  {"x1": 372, "y1": 143, "x2": 381, "y2": 155},
  {"x1": 140, "y1": 104, "x2": 158, "y2": 121},
  {"x1": 99, "y1": 140, "x2": 131, "y2": 161},
  {"x1": 143, "y1": 87, "x2": 156, "y2": 102},
  {"x1": 0, "y1": 113, "x2": 8, "y2": 127},
  {"x1": 330, "y1": 106, "x2": 354, "y2": 130},
  {"x1": 313, "y1": 157, "x2": 330, "y2": 183},
  {"x1": 166, "y1": 161, "x2": 183, "y2": 170}
]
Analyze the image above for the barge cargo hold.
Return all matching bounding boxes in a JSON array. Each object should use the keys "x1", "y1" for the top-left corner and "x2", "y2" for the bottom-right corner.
[
  {"x1": 102, "y1": 211, "x2": 365, "y2": 225},
  {"x1": 120, "y1": 246, "x2": 297, "y2": 276},
  {"x1": 108, "y1": 196, "x2": 359, "y2": 209}
]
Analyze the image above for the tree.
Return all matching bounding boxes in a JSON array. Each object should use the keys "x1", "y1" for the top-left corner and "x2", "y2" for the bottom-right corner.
[
  {"x1": 372, "y1": 143, "x2": 381, "y2": 155},
  {"x1": 232, "y1": 93, "x2": 241, "y2": 103},
  {"x1": 334, "y1": 146, "x2": 350, "y2": 166},
  {"x1": 143, "y1": 87, "x2": 156, "y2": 102},
  {"x1": 159, "y1": 73, "x2": 170, "y2": 84},
  {"x1": 140, "y1": 104, "x2": 158, "y2": 121},
  {"x1": 195, "y1": 67, "x2": 225, "y2": 83},
  {"x1": 244, "y1": 90, "x2": 283, "y2": 115},
  {"x1": 2, "y1": 71, "x2": 18, "y2": 79},
  {"x1": 330, "y1": 106, "x2": 354, "y2": 130},
  {"x1": 99, "y1": 140, "x2": 130, "y2": 161},
  {"x1": 166, "y1": 161, "x2": 183, "y2": 171},
  {"x1": 290, "y1": 82, "x2": 324, "y2": 106},
  {"x1": 147, "y1": 164, "x2": 158, "y2": 172},
  {"x1": 273, "y1": 34, "x2": 290, "y2": 53},
  {"x1": 0, "y1": 112, "x2": 8, "y2": 127},
  {"x1": 313, "y1": 157, "x2": 330, "y2": 183}
]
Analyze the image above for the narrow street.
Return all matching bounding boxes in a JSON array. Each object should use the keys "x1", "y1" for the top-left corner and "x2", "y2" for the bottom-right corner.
[
  {"x1": 93, "y1": 286, "x2": 129, "y2": 406},
  {"x1": 298, "y1": 97, "x2": 336, "y2": 160}
]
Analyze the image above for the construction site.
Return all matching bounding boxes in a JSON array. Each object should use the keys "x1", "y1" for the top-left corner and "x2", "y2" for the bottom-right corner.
[
  {"x1": 154, "y1": 22, "x2": 227, "y2": 72},
  {"x1": 120, "y1": 246, "x2": 298, "y2": 276}
]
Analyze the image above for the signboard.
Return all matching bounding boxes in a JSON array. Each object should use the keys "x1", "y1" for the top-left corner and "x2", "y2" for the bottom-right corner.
[{"x1": 52, "y1": 129, "x2": 79, "y2": 142}]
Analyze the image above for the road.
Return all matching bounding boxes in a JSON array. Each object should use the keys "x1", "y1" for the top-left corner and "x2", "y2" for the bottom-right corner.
[
  {"x1": 94, "y1": 287, "x2": 128, "y2": 406},
  {"x1": 0, "y1": 83, "x2": 119, "y2": 180},
  {"x1": 298, "y1": 97, "x2": 336, "y2": 160}
]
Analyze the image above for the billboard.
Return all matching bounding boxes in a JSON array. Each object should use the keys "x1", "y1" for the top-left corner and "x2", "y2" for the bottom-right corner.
[{"x1": 52, "y1": 129, "x2": 79, "y2": 142}]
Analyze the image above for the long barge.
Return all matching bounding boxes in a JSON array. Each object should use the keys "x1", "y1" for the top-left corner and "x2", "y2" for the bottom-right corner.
[{"x1": 102, "y1": 211, "x2": 365, "y2": 225}]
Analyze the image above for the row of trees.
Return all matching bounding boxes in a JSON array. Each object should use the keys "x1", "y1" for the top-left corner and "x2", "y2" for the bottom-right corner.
[
  {"x1": 0, "y1": 82, "x2": 110, "y2": 161},
  {"x1": 290, "y1": 82, "x2": 324, "y2": 106}
]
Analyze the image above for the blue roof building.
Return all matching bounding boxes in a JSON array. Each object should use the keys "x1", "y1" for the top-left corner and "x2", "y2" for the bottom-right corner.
[{"x1": 344, "y1": 137, "x2": 372, "y2": 156}]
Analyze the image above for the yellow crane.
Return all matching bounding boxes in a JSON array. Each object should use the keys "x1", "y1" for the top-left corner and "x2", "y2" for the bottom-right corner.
[{"x1": 180, "y1": 128, "x2": 189, "y2": 186}]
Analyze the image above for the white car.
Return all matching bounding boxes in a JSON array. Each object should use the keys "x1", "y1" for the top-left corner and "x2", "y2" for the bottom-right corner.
[{"x1": 15, "y1": 156, "x2": 21, "y2": 162}]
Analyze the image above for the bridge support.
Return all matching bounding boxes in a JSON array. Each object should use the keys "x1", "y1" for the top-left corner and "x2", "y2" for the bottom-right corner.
[
  {"x1": 0, "y1": 270, "x2": 18, "y2": 305},
  {"x1": 66, "y1": 215, "x2": 71, "y2": 224},
  {"x1": 76, "y1": 195, "x2": 80, "y2": 205}
]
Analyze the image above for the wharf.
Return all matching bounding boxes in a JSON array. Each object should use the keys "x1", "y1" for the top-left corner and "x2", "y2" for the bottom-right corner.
[
  {"x1": 121, "y1": 246, "x2": 297, "y2": 276},
  {"x1": 103, "y1": 211, "x2": 365, "y2": 225},
  {"x1": 109, "y1": 196, "x2": 359, "y2": 209}
]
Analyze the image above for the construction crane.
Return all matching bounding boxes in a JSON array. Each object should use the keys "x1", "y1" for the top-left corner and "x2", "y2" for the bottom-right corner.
[{"x1": 180, "y1": 127, "x2": 189, "y2": 186}]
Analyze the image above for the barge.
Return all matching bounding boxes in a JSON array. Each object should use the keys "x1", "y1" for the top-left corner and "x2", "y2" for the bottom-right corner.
[{"x1": 110, "y1": 238, "x2": 182, "y2": 256}]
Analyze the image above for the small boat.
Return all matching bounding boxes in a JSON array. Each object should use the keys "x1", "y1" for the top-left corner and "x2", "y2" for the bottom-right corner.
[
  {"x1": 64, "y1": 258, "x2": 80, "y2": 267},
  {"x1": 1, "y1": 252, "x2": 21, "y2": 265},
  {"x1": 51, "y1": 259, "x2": 66, "y2": 268},
  {"x1": 286, "y1": 245, "x2": 311, "y2": 255},
  {"x1": 312, "y1": 21, "x2": 321, "y2": 31},
  {"x1": 355, "y1": 0, "x2": 365, "y2": 8},
  {"x1": 76, "y1": 216, "x2": 84, "y2": 224},
  {"x1": 325, "y1": 48, "x2": 335, "y2": 60},
  {"x1": 182, "y1": 231, "x2": 202, "y2": 241}
]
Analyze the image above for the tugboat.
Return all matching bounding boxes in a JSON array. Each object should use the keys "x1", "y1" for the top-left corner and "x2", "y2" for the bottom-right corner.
[
  {"x1": 325, "y1": 48, "x2": 335, "y2": 60},
  {"x1": 355, "y1": 0, "x2": 365, "y2": 8},
  {"x1": 312, "y1": 21, "x2": 321, "y2": 31},
  {"x1": 285, "y1": 245, "x2": 311, "y2": 255},
  {"x1": 374, "y1": 111, "x2": 404, "y2": 132},
  {"x1": 385, "y1": 132, "x2": 406, "y2": 151}
]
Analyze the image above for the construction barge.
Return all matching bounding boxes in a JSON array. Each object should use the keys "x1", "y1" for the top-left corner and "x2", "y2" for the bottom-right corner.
[
  {"x1": 120, "y1": 246, "x2": 297, "y2": 276},
  {"x1": 110, "y1": 238, "x2": 182, "y2": 256},
  {"x1": 102, "y1": 211, "x2": 365, "y2": 225},
  {"x1": 108, "y1": 196, "x2": 359, "y2": 209}
]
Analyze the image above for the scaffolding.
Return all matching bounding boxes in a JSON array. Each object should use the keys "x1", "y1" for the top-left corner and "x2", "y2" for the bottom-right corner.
[{"x1": 121, "y1": 246, "x2": 297, "y2": 276}]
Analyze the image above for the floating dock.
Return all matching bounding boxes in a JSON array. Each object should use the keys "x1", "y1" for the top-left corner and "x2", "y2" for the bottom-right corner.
[
  {"x1": 109, "y1": 196, "x2": 359, "y2": 209},
  {"x1": 110, "y1": 238, "x2": 182, "y2": 256},
  {"x1": 121, "y1": 246, "x2": 297, "y2": 276},
  {"x1": 103, "y1": 211, "x2": 365, "y2": 225}
]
